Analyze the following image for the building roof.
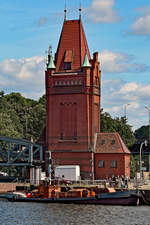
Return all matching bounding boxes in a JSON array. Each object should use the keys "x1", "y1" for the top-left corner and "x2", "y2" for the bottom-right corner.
[
  {"x1": 55, "y1": 19, "x2": 90, "y2": 72},
  {"x1": 95, "y1": 132, "x2": 130, "y2": 154}
]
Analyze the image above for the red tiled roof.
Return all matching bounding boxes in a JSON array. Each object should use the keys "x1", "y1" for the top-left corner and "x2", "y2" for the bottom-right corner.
[
  {"x1": 95, "y1": 132, "x2": 130, "y2": 154},
  {"x1": 55, "y1": 19, "x2": 90, "y2": 72}
]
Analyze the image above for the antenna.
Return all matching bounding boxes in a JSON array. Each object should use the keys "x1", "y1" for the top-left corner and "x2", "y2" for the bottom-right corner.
[
  {"x1": 44, "y1": 50, "x2": 48, "y2": 69},
  {"x1": 48, "y1": 45, "x2": 52, "y2": 56},
  {"x1": 79, "y1": 3, "x2": 82, "y2": 20},
  {"x1": 64, "y1": 1, "x2": 67, "y2": 21}
]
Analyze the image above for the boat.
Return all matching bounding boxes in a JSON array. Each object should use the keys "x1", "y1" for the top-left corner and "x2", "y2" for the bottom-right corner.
[{"x1": 4, "y1": 182, "x2": 140, "y2": 206}]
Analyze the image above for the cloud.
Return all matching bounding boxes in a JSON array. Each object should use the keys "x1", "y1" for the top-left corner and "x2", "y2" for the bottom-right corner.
[
  {"x1": 102, "y1": 79, "x2": 150, "y2": 130},
  {"x1": 37, "y1": 17, "x2": 48, "y2": 27},
  {"x1": 0, "y1": 55, "x2": 149, "y2": 130},
  {"x1": 0, "y1": 56, "x2": 45, "y2": 99},
  {"x1": 86, "y1": 0, "x2": 121, "y2": 23},
  {"x1": 99, "y1": 50, "x2": 149, "y2": 74},
  {"x1": 130, "y1": 5, "x2": 150, "y2": 35}
]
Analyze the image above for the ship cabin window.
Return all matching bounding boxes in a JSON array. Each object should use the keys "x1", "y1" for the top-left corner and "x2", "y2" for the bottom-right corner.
[
  {"x1": 110, "y1": 160, "x2": 117, "y2": 168},
  {"x1": 71, "y1": 80, "x2": 74, "y2": 85},
  {"x1": 101, "y1": 139, "x2": 105, "y2": 145},
  {"x1": 111, "y1": 139, "x2": 116, "y2": 145},
  {"x1": 59, "y1": 81, "x2": 61, "y2": 86},
  {"x1": 98, "y1": 160, "x2": 105, "y2": 168},
  {"x1": 75, "y1": 80, "x2": 77, "y2": 85}
]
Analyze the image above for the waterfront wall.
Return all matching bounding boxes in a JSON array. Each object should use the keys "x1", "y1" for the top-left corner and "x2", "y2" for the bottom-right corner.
[{"x1": 0, "y1": 183, "x2": 28, "y2": 193}]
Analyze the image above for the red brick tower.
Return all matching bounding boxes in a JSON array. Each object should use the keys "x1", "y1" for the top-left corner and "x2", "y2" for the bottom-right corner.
[{"x1": 45, "y1": 16, "x2": 101, "y2": 179}]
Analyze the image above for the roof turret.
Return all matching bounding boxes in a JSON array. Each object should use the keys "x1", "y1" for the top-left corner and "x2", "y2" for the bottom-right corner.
[
  {"x1": 47, "y1": 46, "x2": 56, "y2": 69},
  {"x1": 82, "y1": 50, "x2": 91, "y2": 68},
  {"x1": 47, "y1": 55, "x2": 56, "y2": 69}
]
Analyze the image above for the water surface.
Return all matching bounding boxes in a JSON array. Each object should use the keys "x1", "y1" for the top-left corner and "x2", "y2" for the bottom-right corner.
[{"x1": 0, "y1": 201, "x2": 149, "y2": 225}]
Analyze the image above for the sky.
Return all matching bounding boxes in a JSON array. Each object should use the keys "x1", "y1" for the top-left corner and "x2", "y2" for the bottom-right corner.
[{"x1": 0, "y1": 0, "x2": 150, "y2": 131}]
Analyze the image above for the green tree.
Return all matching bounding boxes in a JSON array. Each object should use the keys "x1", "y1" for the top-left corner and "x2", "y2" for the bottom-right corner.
[
  {"x1": 0, "y1": 92, "x2": 46, "y2": 140},
  {"x1": 134, "y1": 126, "x2": 149, "y2": 141},
  {"x1": 100, "y1": 109, "x2": 135, "y2": 147}
]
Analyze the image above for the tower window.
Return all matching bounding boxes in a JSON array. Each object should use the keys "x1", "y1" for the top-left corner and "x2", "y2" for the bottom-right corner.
[
  {"x1": 65, "y1": 62, "x2": 72, "y2": 70},
  {"x1": 64, "y1": 50, "x2": 73, "y2": 70}
]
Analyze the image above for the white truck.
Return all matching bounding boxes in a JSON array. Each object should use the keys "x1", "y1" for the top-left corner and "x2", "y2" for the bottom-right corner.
[{"x1": 55, "y1": 165, "x2": 80, "y2": 181}]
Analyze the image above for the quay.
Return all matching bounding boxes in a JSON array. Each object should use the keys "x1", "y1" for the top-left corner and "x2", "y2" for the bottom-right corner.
[
  {"x1": 0, "y1": 180, "x2": 150, "y2": 193},
  {"x1": 1, "y1": 179, "x2": 150, "y2": 193}
]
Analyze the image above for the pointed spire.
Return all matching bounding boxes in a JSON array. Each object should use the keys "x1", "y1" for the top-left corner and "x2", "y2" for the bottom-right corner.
[
  {"x1": 79, "y1": 4, "x2": 82, "y2": 20},
  {"x1": 47, "y1": 45, "x2": 56, "y2": 69},
  {"x1": 64, "y1": 3, "x2": 67, "y2": 21},
  {"x1": 82, "y1": 50, "x2": 91, "y2": 68}
]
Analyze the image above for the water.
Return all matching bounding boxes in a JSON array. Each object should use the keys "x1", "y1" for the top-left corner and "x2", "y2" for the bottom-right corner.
[{"x1": 0, "y1": 200, "x2": 149, "y2": 225}]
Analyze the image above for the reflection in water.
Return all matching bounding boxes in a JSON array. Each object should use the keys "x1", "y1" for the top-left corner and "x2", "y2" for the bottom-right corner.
[{"x1": 0, "y1": 201, "x2": 150, "y2": 225}]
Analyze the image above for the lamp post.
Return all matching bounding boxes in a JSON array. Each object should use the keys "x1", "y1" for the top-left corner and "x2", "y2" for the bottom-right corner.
[
  {"x1": 145, "y1": 106, "x2": 150, "y2": 142},
  {"x1": 145, "y1": 106, "x2": 150, "y2": 179},
  {"x1": 124, "y1": 104, "x2": 130, "y2": 118},
  {"x1": 140, "y1": 140, "x2": 147, "y2": 183}
]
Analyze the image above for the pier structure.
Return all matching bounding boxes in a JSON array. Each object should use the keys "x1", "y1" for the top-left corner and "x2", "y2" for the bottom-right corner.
[{"x1": 0, "y1": 136, "x2": 43, "y2": 184}]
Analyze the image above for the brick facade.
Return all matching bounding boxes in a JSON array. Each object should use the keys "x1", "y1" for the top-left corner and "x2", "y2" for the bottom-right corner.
[{"x1": 44, "y1": 17, "x2": 131, "y2": 180}]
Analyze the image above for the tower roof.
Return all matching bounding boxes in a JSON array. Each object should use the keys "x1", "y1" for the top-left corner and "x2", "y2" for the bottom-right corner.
[{"x1": 55, "y1": 19, "x2": 90, "y2": 72}]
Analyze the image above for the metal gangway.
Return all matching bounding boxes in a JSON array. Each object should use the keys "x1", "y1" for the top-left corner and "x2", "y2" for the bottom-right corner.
[{"x1": 0, "y1": 136, "x2": 43, "y2": 184}]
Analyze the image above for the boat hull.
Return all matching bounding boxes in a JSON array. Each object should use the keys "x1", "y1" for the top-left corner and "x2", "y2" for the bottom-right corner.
[{"x1": 6, "y1": 191, "x2": 139, "y2": 206}]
